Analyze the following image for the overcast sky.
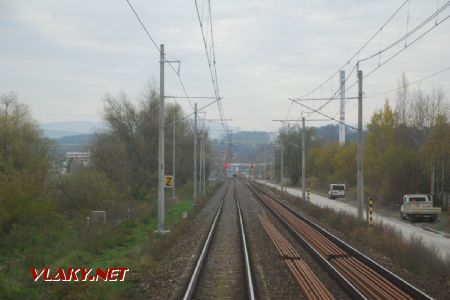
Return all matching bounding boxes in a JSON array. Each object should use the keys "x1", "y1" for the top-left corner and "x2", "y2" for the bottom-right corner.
[{"x1": 1, "y1": 0, "x2": 449, "y2": 132}]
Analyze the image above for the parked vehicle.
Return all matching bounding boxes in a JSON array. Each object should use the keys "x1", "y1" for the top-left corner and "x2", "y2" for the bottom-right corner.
[
  {"x1": 328, "y1": 184, "x2": 345, "y2": 199},
  {"x1": 400, "y1": 194, "x2": 441, "y2": 222}
]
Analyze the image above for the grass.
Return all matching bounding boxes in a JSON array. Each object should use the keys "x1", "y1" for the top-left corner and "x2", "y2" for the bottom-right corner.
[
  {"x1": 426, "y1": 211, "x2": 450, "y2": 234},
  {"x1": 0, "y1": 182, "x2": 222, "y2": 299}
]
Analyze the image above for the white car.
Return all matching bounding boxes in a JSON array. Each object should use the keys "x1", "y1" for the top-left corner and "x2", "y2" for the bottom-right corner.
[
  {"x1": 328, "y1": 184, "x2": 345, "y2": 199},
  {"x1": 400, "y1": 194, "x2": 441, "y2": 222}
]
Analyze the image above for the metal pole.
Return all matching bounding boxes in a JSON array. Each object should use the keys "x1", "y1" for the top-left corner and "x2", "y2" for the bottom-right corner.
[
  {"x1": 431, "y1": 165, "x2": 435, "y2": 196},
  {"x1": 339, "y1": 70, "x2": 346, "y2": 145},
  {"x1": 172, "y1": 114, "x2": 176, "y2": 199},
  {"x1": 200, "y1": 136, "x2": 203, "y2": 194},
  {"x1": 302, "y1": 117, "x2": 306, "y2": 201},
  {"x1": 213, "y1": 147, "x2": 216, "y2": 181},
  {"x1": 203, "y1": 137, "x2": 206, "y2": 194},
  {"x1": 199, "y1": 135, "x2": 203, "y2": 195},
  {"x1": 280, "y1": 145, "x2": 284, "y2": 191},
  {"x1": 271, "y1": 145, "x2": 275, "y2": 184},
  {"x1": 157, "y1": 44, "x2": 165, "y2": 232},
  {"x1": 193, "y1": 103, "x2": 197, "y2": 205},
  {"x1": 198, "y1": 134, "x2": 201, "y2": 194},
  {"x1": 263, "y1": 147, "x2": 267, "y2": 180},
  {"x1": 357, "y1": 69, "x2": 364, "y2": 220}
]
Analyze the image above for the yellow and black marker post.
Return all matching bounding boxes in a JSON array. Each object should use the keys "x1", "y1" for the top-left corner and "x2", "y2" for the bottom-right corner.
[
  {"x1": 307, "y1": 188, "x2": 311, "y2": 201},
  {"x1": 369, "y1": 198, "x2": 373, "y2": 226}
]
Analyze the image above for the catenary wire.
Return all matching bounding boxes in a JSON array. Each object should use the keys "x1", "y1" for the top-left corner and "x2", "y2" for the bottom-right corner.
[{"x1": 125, "y1": 0, "x2": 194, "y2": 110}]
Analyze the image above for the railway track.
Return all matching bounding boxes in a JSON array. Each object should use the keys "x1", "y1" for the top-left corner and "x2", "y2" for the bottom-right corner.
[
  {"x1": 245, "y1": 179, "x2": 433, "y2": 300},
  {"x1": 258, "y1": 213, "x2": 335, "y2": 300},
  {"x1": 182, "y1": 180, "x2": 256, "y2": 300}
]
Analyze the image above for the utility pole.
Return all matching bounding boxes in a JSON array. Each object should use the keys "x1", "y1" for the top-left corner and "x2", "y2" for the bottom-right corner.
[
  {"x1": 339, "y1": 70, "x2": 346, "y2": 145},
  {"x1": 280, "y1": 145, "x2": 284, "y2": 191},
  {"x1": 271, "y1": 145, "x2": 275, "y2": 184},
  {"x1": 302, "y1": 117, "x2": 306, "y2": 201},
  {"x1": 198, "y1": 134, "x2": 202, "y2": 195},
  {"x1": 157, "y1": 44, "x2": 166, "y2": 233},
  {"x1": 357, "y1": 68, "x2": 364, "y2": 220},
  {"x1": 193, "y1": 103, "x2": 197, "y2": 206},
  {"x1": 263, "y1": 147, "x2": 267, "y2": 180},
  {"x1": 202, "y1": 136, "x2": 206, "y2": 194},
  {"x1": 200, "y1": 134, "x2": 203, "y2": 194},
  {"x1": 213, "y1": 147, "x2": 216, "y2": 181},
  {"x1": 201, "y1": 135, "x2": 204, "y2": 194},
  {"x1": 431, "y1": 165, "x2": 435, "y2": 196},
  {"x1": 172, "y1": 114, "x2": 176, "y2": 200}
]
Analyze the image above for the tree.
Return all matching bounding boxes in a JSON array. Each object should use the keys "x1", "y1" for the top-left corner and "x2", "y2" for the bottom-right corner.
[
  {"x1": 91, "y1": 85, "x2": 198, "y2": 199},
  {"x1": 0, "y1": 93, "x2": 53, "y2": 235},
  {"x1": 421, "y1": 114, "x2": 450, "y2": 196},
  {"x1": 333, "y1": 143, "x2": 357, "y2": 186},
  {"x1": 277, "y1": 125, "x2": 321, "y2": 185},
  {"x1": 57, "y1": 167, "x2": 124, "y2": 219},
  {"x1": 365, "y1": 101, "x2": 423, "y2": 205}
]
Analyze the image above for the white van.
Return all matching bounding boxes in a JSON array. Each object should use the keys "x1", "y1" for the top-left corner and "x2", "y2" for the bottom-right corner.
[{"x1": 328, "y1": 184, "x2": 345, "y2": 199}]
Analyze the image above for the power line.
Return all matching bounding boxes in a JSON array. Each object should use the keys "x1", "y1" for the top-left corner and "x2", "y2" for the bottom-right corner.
[
  {"x1": 291, "y1": 0, "x2": 410, "y2": 102},
  {"x1": 125, "y1": 0, "x2": 194, "y2": 110},
  {"x1": 194, "y1": 0, "x2": 218, "y2": 95},
  {"x1": 125, "y1": 0, "x2": 160, "y2": 52},
  {"x1": 165, "y1": 96, "x2": 217, "y2": 99},
  {"x1": 289, "y1": 99, "x2": 358, "y2": 130},
  {"x1": 296, "y1": 1, "x2": 450, "y2": 120},
  {"x1": 167, "y1": 96, "x2": 224, "y2": 127},
  {"x1": 331, "y1": 66, "x2": 450, "y2": 119},
  {"x1": 287, "y1": 0, "x2": 418, "y2": 121},
  {"x1": 207, "y1": 0, "x2": 227, "y2": 132},
  {"x1": 303, "y1": 63, "x2": 358, "y2": 118},
  {"x1": 331, "y1": 66, "x2": 450, "y2": 120},
  {"x1": 170, "y1": 64, "x2": 195, "y2": 110},
  {"x1": 365, "y1": 66, "x2": 450, "y2": 98},
  {"x1": 359, "y1": 1, "x2": 450, "y2": 63},
  {"x1": 194, "y1": 0, "x2": 230, "y2": 146},
  {"x1": 363, "y1": 13, "x2": 450, "y2": 80},
  {"x1": 208, "y1": 0, "x2": 220, "y2": 98}
]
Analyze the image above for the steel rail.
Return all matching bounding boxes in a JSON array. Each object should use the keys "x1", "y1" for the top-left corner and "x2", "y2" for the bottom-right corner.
[
  {"x1": 183, "y1": 180, "x2": 257, "y2": 300},
  {"x1": 182, "y1": 181, "x2": 229, "y2": 300},
  {"x1": 258, "y1": 213, "x2": 335, "y2": 300},
  {"x1": 245, "y1": 180, "x2": 366, "y2": 300},
  {"x1": 234, "y1": 181, "x2": 257, "y2": 300},
  {"x1": 246, "y1": 179, "x2": 433, "y2": 300},
  {"x1": 250, "y1": 182, "x2": 410, "y2": 299}
]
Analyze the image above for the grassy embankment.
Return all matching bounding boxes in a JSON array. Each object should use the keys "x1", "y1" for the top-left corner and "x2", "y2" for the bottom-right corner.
[{"x1": 0, "y1": 182, "x2": 222, "y2": 299}]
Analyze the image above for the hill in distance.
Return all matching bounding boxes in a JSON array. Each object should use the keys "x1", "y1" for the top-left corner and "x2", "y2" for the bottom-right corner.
[{"x1": 40, "y1": 121, "x2": 106, "y2": 139}]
